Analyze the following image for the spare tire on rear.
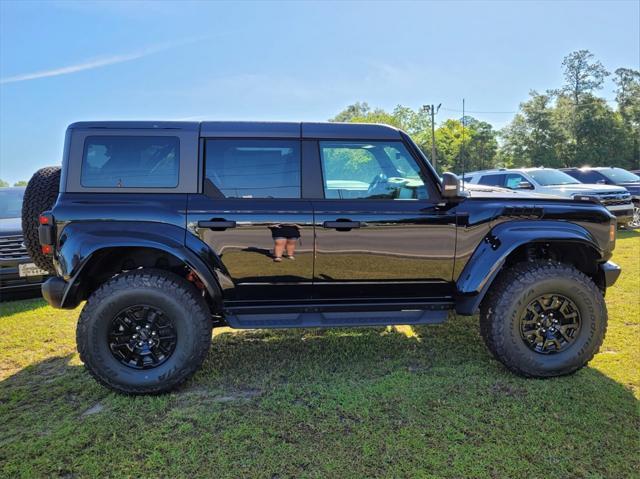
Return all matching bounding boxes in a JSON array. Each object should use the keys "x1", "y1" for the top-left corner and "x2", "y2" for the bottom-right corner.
[{"x1": 21, "y1": 166, "x2": 61, "y2": 273}]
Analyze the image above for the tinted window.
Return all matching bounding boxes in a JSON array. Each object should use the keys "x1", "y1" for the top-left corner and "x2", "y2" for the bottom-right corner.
[
  {"x1": 0, "y1": 188, "x2": 24, "y2": 219},
  {"x1": 319, "y1": 141, "x2": 428, "y2": 200},
  {"x1": 597, "y1": 168, "x2": 640, "y2": 183},
  {"x1": 528, "y1": 169, "x2": 580, "y2": 186},
  {"x1": 566, "y1": 170, "x2": 604, "y2": 183},
  {"x1": 478, "y1": 174, "x2": 505, "y2": 187},
  {"x1": 205, "y1": 139, "x2": 300, "y2": 198},
  {"x1": 81, "y1": 136, "x2": 179, "y2": 188}
]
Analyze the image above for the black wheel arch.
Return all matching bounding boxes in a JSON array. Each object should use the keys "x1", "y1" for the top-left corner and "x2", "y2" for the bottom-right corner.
[
  {"x1": 455, "y1": 220, "x2": 607, "y2": 315},
  {"x1": 54, "y1": 222, "x2": 223, "y2": 311}
]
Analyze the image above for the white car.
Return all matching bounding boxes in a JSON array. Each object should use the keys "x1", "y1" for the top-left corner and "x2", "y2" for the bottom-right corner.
[{"x1": 463, "y1": 168, "x2": 634, "y2": 223}]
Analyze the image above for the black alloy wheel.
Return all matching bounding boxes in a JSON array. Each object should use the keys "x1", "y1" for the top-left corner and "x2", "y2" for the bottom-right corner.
[
  {"x1": 108, "y1": 305, "x2": 178, "y2": 369},
  {"x1": 519, "y1": 294, "x2": 581, "y2": 354}
]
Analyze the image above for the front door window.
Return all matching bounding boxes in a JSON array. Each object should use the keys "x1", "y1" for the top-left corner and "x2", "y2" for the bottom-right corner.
[{"x1": 319, "y1": 141, "x2": 428, "y2": 200}]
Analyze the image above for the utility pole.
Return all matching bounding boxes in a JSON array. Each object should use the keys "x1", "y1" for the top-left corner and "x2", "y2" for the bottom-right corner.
[{"x1": 423, "y1": 104, "x2": 441, "y2": 170}]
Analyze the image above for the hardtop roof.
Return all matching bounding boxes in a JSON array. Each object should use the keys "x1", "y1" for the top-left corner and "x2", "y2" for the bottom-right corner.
[{"x1": 67, "y1": 121, "x2": 403, "y2": 140}]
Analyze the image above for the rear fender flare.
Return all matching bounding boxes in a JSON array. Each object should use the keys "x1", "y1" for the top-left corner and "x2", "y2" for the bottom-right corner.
[{"x1": 55, "y1": 222, "x2": 222, "y2": 308}]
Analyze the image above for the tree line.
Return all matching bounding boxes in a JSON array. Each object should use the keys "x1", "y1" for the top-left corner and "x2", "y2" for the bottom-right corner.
[
  {"x1": 0, "y1": 180, "x2": 27, "y2": 187},
  {"x1": 330, "y1": 50, "x2": 639, "y2": 174}
]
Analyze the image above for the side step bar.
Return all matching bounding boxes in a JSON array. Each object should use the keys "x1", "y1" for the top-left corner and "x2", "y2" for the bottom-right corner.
[{"x1": 224, "y1": 308, "x2": 451, "y2": 329}]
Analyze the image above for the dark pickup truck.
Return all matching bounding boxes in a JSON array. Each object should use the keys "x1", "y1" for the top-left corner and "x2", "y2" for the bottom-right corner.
[{"x1": 22, "y1": 121, "x2": 621, "y2": 394}]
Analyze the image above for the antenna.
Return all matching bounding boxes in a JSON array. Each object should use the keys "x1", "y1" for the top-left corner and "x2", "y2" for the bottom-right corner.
[{"x1": 461, "y1": 98, "x2": 465, "y2": 188}]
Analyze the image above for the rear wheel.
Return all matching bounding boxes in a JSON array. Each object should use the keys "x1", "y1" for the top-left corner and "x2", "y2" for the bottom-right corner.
[
  {"x1": 77, "y1": 269, "x2": 212, "y2": 394},
  {"x1": 480, "y1": 261, "x2": 607, "y2": 377},
  {"x1": 21, "y1": 166, "x2": 61, "y2": 273}
]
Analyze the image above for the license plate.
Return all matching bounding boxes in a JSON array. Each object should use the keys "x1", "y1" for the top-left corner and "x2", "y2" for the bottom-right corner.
[{"x1": 18, "y1": 263, "x2": 48, "y2": 277}]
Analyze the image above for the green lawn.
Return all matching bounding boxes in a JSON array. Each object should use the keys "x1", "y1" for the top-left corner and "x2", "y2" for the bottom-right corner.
[{"x1": 1, "y1": 232, "x2": 638, "y2": 478}]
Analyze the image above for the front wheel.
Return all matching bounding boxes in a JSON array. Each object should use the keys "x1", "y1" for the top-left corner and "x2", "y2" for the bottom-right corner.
[
  {"x1": 628, "y1": 203, "x2": 640, "y2": 229},
  {"x1": 480, "y1": 261, "x2": 607, "y2": 378},
  {"x1": 77, "y1": 269, "x2": 212, "y2": 394}
]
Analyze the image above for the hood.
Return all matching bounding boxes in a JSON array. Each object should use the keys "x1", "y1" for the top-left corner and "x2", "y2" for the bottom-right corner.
[
  {"x1": 550, "y1": 183, "x2": 628, "y2": 194},
  {"x1": 463, "y1": 184, "x2": 561, "y2": 199},
  {"x1": 617, "y1": 182, "x2": 640, "y2": 194},
  {"x1": 0, "y1": 217, "x2": 22, "y2": 236}
]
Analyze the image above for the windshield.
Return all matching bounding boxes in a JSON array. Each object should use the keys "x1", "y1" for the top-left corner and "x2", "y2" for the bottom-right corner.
[
  {"x1": 597, "y1": 167, "x2": 640, "y2": 183},
  {"x1": 528, "y1": 169, "x2": 581, "y2": 186},
  {"x1": 0, "y1": 188, "x2": 25, "y2": 220}
]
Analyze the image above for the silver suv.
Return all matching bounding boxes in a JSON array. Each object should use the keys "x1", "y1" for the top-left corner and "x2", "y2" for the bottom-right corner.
[{"x1": 463, "y1": 168, "x2": 633, "y2": 223}]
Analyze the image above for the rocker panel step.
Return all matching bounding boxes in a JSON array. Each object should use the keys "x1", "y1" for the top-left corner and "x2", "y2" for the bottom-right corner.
[{"x1": 224, "y1": 309, "x2": 448, "y2": 329}]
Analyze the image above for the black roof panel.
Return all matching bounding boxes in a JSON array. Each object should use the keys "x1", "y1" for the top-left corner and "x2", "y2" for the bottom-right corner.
[
  {"x1": 67, "y1": 121, "x2": 403, "y2": 140},
  {"x1": 200, "y1": 121, "x2": 299, "y2": 138},
  {"x1": 302, "y1": 122, "x2": 401, "y2": 140},
  {"x1": 68, "y1": 121, "x2": 200, "y2": 131}
]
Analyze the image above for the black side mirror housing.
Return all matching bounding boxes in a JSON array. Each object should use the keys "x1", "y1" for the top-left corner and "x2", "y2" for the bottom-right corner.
[
  {"x1": 517, "y1": 181, "x2": 535, "y2": 190},
  {"x1": 441, "y1": 172, "x2": 461, "y2": 198}
]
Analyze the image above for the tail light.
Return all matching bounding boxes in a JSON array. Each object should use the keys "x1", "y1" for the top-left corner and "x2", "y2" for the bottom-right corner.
[{"x1": 38, "y1": 212, "x2": 55, "y2": 255}]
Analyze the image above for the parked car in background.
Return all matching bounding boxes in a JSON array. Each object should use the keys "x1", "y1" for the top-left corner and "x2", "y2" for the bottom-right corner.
[
  {"x1": 0, "y1": 187, "x2": 49, "y2": 298},
  {"x1": 464, "y1": 168, "x2": 634, "y2": 225},
  {"x1": 561, "y1": 167, "x2": 640, "y2": 228}
]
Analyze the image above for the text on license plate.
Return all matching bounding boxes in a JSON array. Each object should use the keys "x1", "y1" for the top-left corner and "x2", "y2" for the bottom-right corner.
[{"x1": 18, "y1": 263, "x2": 48, "y2": 277}]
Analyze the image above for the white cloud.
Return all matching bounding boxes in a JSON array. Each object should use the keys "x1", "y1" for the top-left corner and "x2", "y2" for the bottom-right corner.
[{"x1": 0, "y1": 38, "x2": 200, "y2": 85}]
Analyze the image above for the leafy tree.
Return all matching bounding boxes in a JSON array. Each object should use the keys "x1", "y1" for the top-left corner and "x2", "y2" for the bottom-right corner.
[
  {"x1": 559, "y1": 49, "x2": 609, "y2": 105},
  {"x1": 0, "y1": 179, "x2": 9, "y2": 187},
  {"x1": 330, "y1": 103, "x2": 498, "y2": 173},
  {"x1": 13, "y1": 180, "x2": 27, "y2": 186},
  {"x1": 613, "y1": 68, "x2": 640, "y2": 169}
]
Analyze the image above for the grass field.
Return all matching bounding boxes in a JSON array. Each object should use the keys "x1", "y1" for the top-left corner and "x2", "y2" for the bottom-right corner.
[{"x1": 1, "y1": 232, "x2": 638, "y2": 478}]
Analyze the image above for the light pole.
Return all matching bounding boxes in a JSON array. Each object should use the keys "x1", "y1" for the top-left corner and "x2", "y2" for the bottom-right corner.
[{"x1": 423, "y1": 104, "x2": 441, "y2": 170}]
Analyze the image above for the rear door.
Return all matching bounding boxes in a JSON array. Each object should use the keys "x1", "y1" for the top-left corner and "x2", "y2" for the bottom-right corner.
[
  {"x1": 309, "y1": 138, "x2": 457, "y2": 300},
  {"x1": 187, "y1": 128, "x2": 314, "y2": 303}
]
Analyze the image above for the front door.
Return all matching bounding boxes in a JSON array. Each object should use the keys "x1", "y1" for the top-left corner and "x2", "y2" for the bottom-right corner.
[
  {"x1": 312, "y1": 139, "x2": 457, "y2": 300},
  {"x1": 187, "y1": 138, "x2": 314, "y2": 302}
]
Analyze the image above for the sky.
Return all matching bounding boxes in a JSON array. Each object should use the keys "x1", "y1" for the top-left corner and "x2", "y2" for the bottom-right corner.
[{"x1": 0, "y1": 0, "x2": 638, "y2": 184}]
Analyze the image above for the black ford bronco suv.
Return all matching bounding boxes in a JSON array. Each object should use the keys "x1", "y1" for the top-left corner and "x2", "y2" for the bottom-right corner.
[{"x1": 22, "y1": 121, "x2": 621, "y2": 394}]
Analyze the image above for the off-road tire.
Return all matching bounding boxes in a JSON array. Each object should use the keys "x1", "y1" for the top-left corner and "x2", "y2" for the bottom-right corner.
[
  {"x1": 480, "y1": 260, "x2": 607, "y2": 378},
  {"x1": 21, "y1": 166, "x2": 61, "y2": 272},
  {"x1": 77, "y1": 269, "x2": 213, "y2": 394}
]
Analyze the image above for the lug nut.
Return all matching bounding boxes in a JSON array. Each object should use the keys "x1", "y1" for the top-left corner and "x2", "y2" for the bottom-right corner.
[
  {"x1": 138, "y1": 341, "x2": 144, "y2": 346},
  {"x1": 136, "y1": 326, "x2": 141, "y2": 331},
  {"x1": 151, "y1": 331, "x2": 157, "y2": 336},
  {"x1": 133, "y1": 334, "x2": 138, "y2": 339}
]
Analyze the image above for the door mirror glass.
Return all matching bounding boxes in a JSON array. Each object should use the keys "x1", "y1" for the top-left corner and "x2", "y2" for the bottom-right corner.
[{"x1": 441, "y1": 172, "x2": 461, "y2": 198}]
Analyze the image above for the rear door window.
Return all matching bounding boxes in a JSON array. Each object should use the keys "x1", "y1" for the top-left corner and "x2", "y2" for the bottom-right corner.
[
  {"x1": 81, "y1": 136, "x2": 179, "y2": 188},
  {"x1": 205, "y1": 139, "x2": 301, "y2": 198},
  {"x1": 478, "y1": 174, "x2": 505, "y2": 187}
]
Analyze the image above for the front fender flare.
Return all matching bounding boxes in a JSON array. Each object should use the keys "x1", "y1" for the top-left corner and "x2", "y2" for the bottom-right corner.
[
  {"x1": 55, "y1": 221, "x2": 222, "y2": 308},
  {"x1": 454, "y1": 220, "x2": 603, "y2": 315}
]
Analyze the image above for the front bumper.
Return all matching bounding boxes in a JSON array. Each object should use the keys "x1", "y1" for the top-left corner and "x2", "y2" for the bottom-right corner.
[
  {"x1": 600, "y1": 261, "x2": 621, "y2": 288},
  {"x1": 607, "y1": 203, "x2": 633, "y2": 219}
]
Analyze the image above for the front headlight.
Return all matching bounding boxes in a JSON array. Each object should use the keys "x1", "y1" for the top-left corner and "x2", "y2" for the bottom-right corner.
[{"x1": 573, "y1": 194, "x2": 600, "y2": 203}]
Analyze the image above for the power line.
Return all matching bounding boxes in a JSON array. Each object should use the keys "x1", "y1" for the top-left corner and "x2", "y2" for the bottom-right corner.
[{"x1": 440, "y1": 98, "x2": 619, "y2": 115}]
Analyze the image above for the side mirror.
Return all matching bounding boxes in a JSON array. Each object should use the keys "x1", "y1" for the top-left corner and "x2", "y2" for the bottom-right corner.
[
  {"x1": 442, "y1": 172, "x2": 461, "y2": 198},
  {"x1": 517, "y1": 181, "x2": 534, "y2": 190}
]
